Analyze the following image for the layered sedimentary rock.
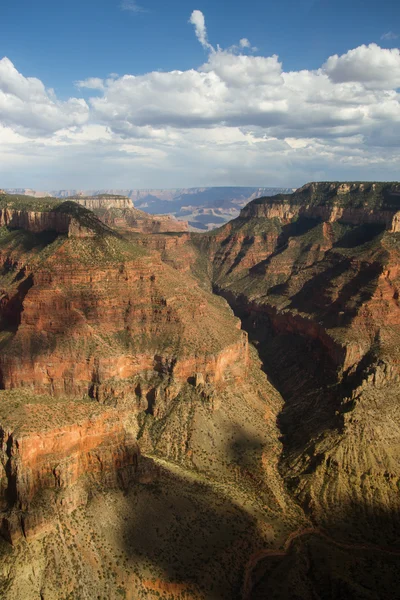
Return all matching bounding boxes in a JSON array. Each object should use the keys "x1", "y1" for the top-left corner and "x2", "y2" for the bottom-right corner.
[
  {"x1": 241, "y1": 181, "x2": 400, "y2": 230},
  {"x1": 2, "y1": 181, "x2": 400, "y2": 600},
  {"x1": 0, "y1": 192, "x2": 114, "y2": 238},
  {"x1": 0, "y1": 230, "x2": 246, "y2": 401},
  {"x1": 0, "y1": 208, "x2": 71, "y2": 235},
  {"x1": 98, "y1": 206, "x2": 189, "y2": 233},
  {"x1": 71, "y1": 194, "x2": 133, "y2": 211},
  {"x1": 72, "y1": 194, "x2": 189, "y2": 233},
  {"x1": 193, "y1": 181, "x2": 400, "y2": 555},
  {"x1": 0, "y1": 393, "x2": 140, "y2": 543},
  {"x1": 0, "y1": 193, "x2": 297, "y2": 600}
]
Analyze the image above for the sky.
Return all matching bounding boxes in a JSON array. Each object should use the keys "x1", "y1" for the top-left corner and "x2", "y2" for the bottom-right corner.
[{"x1": 1, "y1": 0, "x2": 400, "y2": 189}]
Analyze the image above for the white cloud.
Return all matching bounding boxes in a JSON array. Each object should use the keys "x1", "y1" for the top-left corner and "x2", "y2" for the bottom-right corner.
[
  {"x1": 75, "y1": 77, "x2": 105, "y2": 90},
  {"x1": 228, "y1": 38, "x2": 258, "y2": 54},
  {"x1": 381, "y1": 31, "x2": 398, "y2": 41},
  {"x1": 0, "y1": 57, "x2": 89, "y2": 135},
  {"x1": 2, "y1": 13, "x2": 400, "y2": 188},
  {"x1": 189, "y1": 10, "x2": 214, "y2": 52},
  {"x1": 201, "y1": 50, "x2": 283, "y2": 87},
  {"x1": 120, "y1": 0, "x2": 146, "y2": 13},
  {"x1": 323, "y1": 43, "x2": 400, "y2": 89}
]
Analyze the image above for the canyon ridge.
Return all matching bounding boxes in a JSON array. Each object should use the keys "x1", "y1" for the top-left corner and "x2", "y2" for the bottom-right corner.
[{"x1": 0, "y1": 183, "x2": 400, "y2": 600}]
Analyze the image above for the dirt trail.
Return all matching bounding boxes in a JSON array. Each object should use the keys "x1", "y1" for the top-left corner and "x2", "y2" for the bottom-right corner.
[{"x1": 242, "y1": 527, "x2": 400, "y2": 599}]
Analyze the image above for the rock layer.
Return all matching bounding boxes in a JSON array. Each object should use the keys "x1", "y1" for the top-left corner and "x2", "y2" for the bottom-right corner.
[
  {"x1": 0, "y1": 232, "x2": 246, "y2": 399},
  {"x1": 241, "y1": 181, "x2": 400, "y2": 230},
  {"x1": 2, "y1": 181, "x2": 400, "y2": 599},
  {"x1": 0, "y1": 392, "x2": 140, "y2": 543},
  {"x1": 195, "y1": 181, "x2": 400, "y2": 547}
]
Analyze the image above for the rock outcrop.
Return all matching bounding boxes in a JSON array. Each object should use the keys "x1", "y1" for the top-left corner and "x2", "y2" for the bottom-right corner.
[
  {"x1": 241, "y1": 181, "x2": 400, "y2": 230},
  {"x1": 2, "y1": 181, "x2": 400, "y2": 600},
  {"x1": 0, "y1": 393, "x2": 140, "y2": 543},
  {"x1": 99, "y1": 206, "x2": 189, "y2": 233},
  {"x1": 0, "y1": 192, "x2": 116, "y2": 238},
  {"x1": 71, "y1": 194, "x2": 133, "y2": 211},
  {"x1": 194, "y1": 181, "x2": 400, "y2": 552},
  {"x1": 69, "y1": 194, "x2": 189, "y2": 233},
  {"x1": 0, "y1": 226, "x2": 246, "y2": 400}
]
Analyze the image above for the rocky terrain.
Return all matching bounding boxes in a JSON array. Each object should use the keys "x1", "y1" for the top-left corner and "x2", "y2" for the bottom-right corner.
[
  {"x1": 0, "y1": 192, "x2": 188, "y2": 236},
  {"x1": 0, "y1": 190, "x2": 294, "y2": 599},
  {"x1": 71, "y1": 194, "x2": 188, "y2": 233},
  {"x1": 5, "y1": 188, "x2": 294, "y2": 230},
  {"x1": 188, "y1": 181, "x2": 400, "y2": 597},
  {"x1": 1, "y1": 182, "x2": 400, "y2": 599}
]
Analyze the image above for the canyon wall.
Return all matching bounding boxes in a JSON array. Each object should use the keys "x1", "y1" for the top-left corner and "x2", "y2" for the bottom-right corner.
[
  {"x1": 72, "y1": 195, "x2": 133, "y2": 211},
  {"x1": 2, "y1": 181, "x2": 400, "y2": 599},
  {"x1": 74, "y1": 195, "x2": 189, "y2": 233},
  {"x1": 101, "y1": 208, "x2": 189, "y2": 233},
  {"x1": 0, "y1": 215, "x2": 246, "y2": 400},
  {"x1": 0, "y1": 208, "x2": 70, "y2": 235},
  {"x1": 0, "y1": 394, "x2": 140, "y2": 543},
  {"x1": 196, "y1": 181, "x2": 400, "y2": 547},
  {"x1": 241, "y1": 182, "x2": 400, "y2": 230}
]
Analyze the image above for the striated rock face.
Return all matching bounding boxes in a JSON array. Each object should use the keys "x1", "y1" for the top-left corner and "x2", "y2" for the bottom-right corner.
[
  {"x1": 3, "y1": 181, "x2": 400, "y2": 599},
  {"x1": 70, "y1": 194, "x2": 189, "y2": 233},
  {"x1": 97, "y1": 206, "x2": 189, "y2": 234},
  {"x1": 0, "y1": 220, "x2": 246, "y2": 400},
  {"x1": 0, "y1": 191, "x2": 189, "y2": 237},
  {"x1": 0, "y1": 212, "x2": 250, "y2": 553},
  {"x1": 0, "y1": 193, "x2": 116, "y2": 238},
  {"x1": 71, "y1": 194, "x2": 133, "y2": 211},
  {"x1": 194, "y1": 181, "x2": 400, "y2": 551},
  {"x1": 0, "y1": 207, "x2": 294, "y2": 600},
  {"x1": 241, "y1": 181, "x2": 400, "y2": 230},
  {"x1": 0, "y1": 392, "x2": 140, "y2": 543},
  {"x1": 0, "y1": 208, "x2": 71, "y2": 235}
]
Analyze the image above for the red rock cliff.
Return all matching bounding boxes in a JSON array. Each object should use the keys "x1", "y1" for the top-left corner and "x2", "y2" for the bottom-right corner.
[{"x1": 0, "y1": 393, "x2": 140, "y2": 543}]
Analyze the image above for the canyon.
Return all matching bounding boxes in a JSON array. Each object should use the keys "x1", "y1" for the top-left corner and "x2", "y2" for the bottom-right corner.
[
  {"x1": 4, "y1": 187, "x2": 295, "y2": 230},
  {"x1": 71, "y1": 195, "x2": 189, "y2": 233},
  {"x1": 1, "y1": 182, "x2": 400, "y2": 599}
]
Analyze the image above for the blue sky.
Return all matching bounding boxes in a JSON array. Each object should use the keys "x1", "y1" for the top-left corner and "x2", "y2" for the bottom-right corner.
[
  {"x1": 0, "y1": 0, "x2": 400, "y2": 189},
  {"x1": 3, "y1": 0, "x2": 399, "y2": 95}
]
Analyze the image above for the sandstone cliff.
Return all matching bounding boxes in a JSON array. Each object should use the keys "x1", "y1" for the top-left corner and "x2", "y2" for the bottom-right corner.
[
  {"x1": 2, "y1": 182, "x2": 400, "y2": 600},
  {"x1": 0, "y1": 228, "x2": 246, "y2": 402},
  {"x1": 0, "y1": 190, "x2": 296, "y2": 600},
  {"x1": 0, "y1": 193, "x2": 116, "y2": 238},
  {"x1": 241, "y1": 181, "x2": 400, "y2": 230},
  {"x1": 0, "y1": 392, "x2": 140, "y2": 544},
  {"x1": 71, "y1": 194, "x2": 133, "y2": 211},
  {"x1": 192, "y1": 181, "x2": 400, "y2": 556},
  {"x1": 67, "y1": 194, "x2": 189, "y2": 233}
]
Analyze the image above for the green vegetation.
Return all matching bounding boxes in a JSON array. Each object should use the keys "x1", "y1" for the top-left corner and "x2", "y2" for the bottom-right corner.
[
  {"x1": 0, "y1": 389, "x2": 99, "y2": 433},
  {"x1": 0, "y1": 191, "x2": 62, "y2": 212},
  {"x1": 2, "y1": 181, "x2": 400, "y2": 599},
  {"x1": 250, "y1": 181, "x2": 400, "y2": 210}
]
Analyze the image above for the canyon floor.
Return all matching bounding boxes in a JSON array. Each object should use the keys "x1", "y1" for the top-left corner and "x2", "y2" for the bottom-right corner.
[{"x1": 1, "y1": 184, "x2": 400, "y2": 599}]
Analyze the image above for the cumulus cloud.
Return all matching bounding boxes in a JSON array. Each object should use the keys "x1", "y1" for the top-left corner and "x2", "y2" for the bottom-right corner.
[
  {"x1": 324, "y1": 43, "x2": 400, "y2": 89},
  {"x1": 0, "y1": 57, "x2": 89, "y2": 135},
  {"x1": 189, "y1": 10, "x2": 214, "y2": 51},
  {"x1": 228, "y1": 38, "x2": 258, "y2": 54},
  {"x1": 2, "y1": 12, "x2": 400, "y2": 188},
  {"x1": 75, "y1": 77, "x2": 104, "y2": 90},
  {"x1": 239, "y1": 38, "x2": 251, "y2": 49}
]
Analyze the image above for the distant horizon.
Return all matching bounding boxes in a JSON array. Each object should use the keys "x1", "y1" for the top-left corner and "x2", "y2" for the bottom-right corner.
[
  {"x1": 5, "y1": 180, "x2": 400, "y2": 195},
  {"x1": 4, "y1": 184, "x2": 295, "y2": 192}
]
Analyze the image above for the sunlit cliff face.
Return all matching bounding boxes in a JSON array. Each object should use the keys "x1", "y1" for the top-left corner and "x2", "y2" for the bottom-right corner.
[{"x1": 1, "y1": 182, "x2": 400, "y2": 599}]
